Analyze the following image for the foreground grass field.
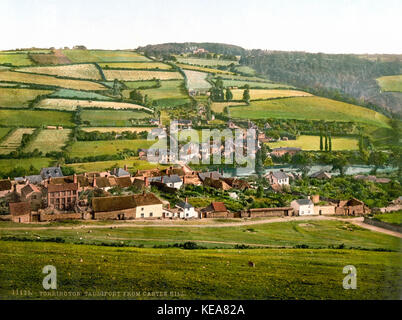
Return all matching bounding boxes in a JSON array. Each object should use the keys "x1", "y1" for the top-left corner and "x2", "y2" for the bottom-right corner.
[
  {"x1": 0, "y1": 241, "x2": 400, "y2": 299},
  {"x1": 267, "y1": 135, "x2": 359, "y2": 151},
  {"x1": 373, "y1": 211, "x2": 402, "y2": 227},
  {"x1": 376, "y1": 75, "x2": 402, "y2": 92},
  {"x1": 230, "y1": 97, "x2": 390, "y2": 128}
]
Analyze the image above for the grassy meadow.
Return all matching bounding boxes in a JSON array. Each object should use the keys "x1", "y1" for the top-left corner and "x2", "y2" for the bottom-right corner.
[
  {"x1": 62, "y1": 50, "x2": 150, "y2": 63},
  {"x1": 176, "y1": 57, "x2": 238, "y2": 67},
  {"x1": 0, "y1": 158, "x2": 53, "y2": 173},
  {"x1": 0, "y1": 128, "x2": 35, "y2": 154},
  {"x1": 81, "y1": 127, "x2": 153, "y2": 133},
  {"x1": 183, "y1": 70, "x2": 211, "y2": 91},
  {"x1": 0, "y1": 52, "x2": 33, "y2": 66},
  {"x1": 176, "y1": 63, "x2": 234, "y2": 75},
  {"x1": 0, "y1": 71, "x2": 106, "y2": 91},
  {"x1": 221, "y1": 79, "x2": 294, "y2": 89},
  {"x1": 24, "y1": 129, "x2": 71, "y2": 154},
  {"x1": 49, "y1": 89, "x2": 112, "y2": 101},
  {"x1": 69, "y1": 140, "x2": 155, "y2": 157},
  {"x1": 267, "y1": 135, "x2": 359, "y2": 151},
  {"x1": 230, "y1": 97, "x2": 391, "y2": 128},
  {"x1": 103, "y1": 70, "x2": 182, "y2": 81},
  {"x1": 80, "y1": 110, "x2": 151, "y2": 127},
  {"x1": 0, "y1": 88, "x2": 53, "y2": 108},
  {"x1": 0, "y1": 109, "x2": 74, "y2": 127},
  {"x1": 230, "y1": 89, "x2": 311, "y2": 101},
  {"x1": 373, "y1": 211, "x2": 402, "y2": 227},
  {"x1": 17, "y1": 64, "x2": 103, "y2": 81},
  {"x1": 99, "y1": 62, "x2": 171, "y2": 70},
  {"x1": 377, "y1": 75, "x2": 402, "y2": 92}
]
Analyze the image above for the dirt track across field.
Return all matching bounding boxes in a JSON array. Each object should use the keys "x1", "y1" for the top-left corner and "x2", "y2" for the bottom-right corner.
[{"x1": 1, "y1": 215, "x2": 401, "y2": 238}]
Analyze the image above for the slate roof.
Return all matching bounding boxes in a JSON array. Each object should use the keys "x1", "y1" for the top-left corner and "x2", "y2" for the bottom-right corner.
[
  {"x1": 25, "y1": 175, "x2": 43, "y2": 184},
  {"x1": 110, "y1": 168, "x2": 130, "y2": 177},
  {"x1": 310, "y1": 170, "x2": 332, "y2": 179},
  {"x1": 177, "y1": 201, "x2": 194, "y2": 209},
  {"x1": 149, "y1": 175, "x2": 182, "y2": 184},
  {"x1": 198, "y1": 171, "x2": 222, "y2": 182},
  {"x1": 294, "y1": 199, "x2": 313, "y2": 205},
  {"x1": 272, "y1": 171, "x2": 288, "y2": 180},
  {"x1": 21, "y1": 184, "x2": 40, "y2": 198},
  {"x1": 40, "y1": 167, "x2": 64, "y2": 179}
]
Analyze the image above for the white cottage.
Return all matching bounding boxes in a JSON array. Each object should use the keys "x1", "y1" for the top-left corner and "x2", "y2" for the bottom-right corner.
[
  {"x1": 291, "y1": 198, "x2": 315, "y2": 216},
  {"x1": 176, "y1": 199, "x2": 198, "y2": 219}
]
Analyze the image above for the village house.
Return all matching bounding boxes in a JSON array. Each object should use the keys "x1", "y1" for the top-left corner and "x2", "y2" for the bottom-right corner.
[
  {"x1": 201, "y1": 202, "x2": 233, "y2": 218},
  {"x1": 92, "y1": 194, "x2": 137, "y2": 220},
  {"x1": 265, "y1": 171, "x2": 290, "y2": 186},
  {"x1": 241, "y1": 207, "x2": 294, "y2": 218},
  {"x1": 203, "y1": 177, "x2": 232, "y2": 191},
  {"x1": 149, "y1": 175, "x2": 183, "y2": 189},
  {"x1": 310, "y1": 170, "x2": 332, "y2": 180},
  {"x1": 198, "y1": 171, "x2": 222, "y2": 182},
  {"x1": 221, "y1": 178, "x2": 251, "y2": 191},
  {"x1": 9, "y1": 201, "x2": 31, "y2": 223},
  {"x1": 176, "y1": 198, "x2": 198, "y2": 219},
  {"x1": 291, "y1": 198, "x2": 315, "y2": 216},
  {"x1": 110, "y1": 166, "x2": 130, "y2": 177},
  {"x1": 335, "y1": 198, "x2": 370, "y2": 216},
  {"x1": 271, "y1": 147, "x2": 301, "y2": 157},
  {"x1": 21, "y1": 184, "x2": 43, "y2": 211},
  {"x1": 133, "y1": 193, "x2": 164, "y2": 219},
  {"x1": 47, "y1": 180, "x2": 78, "y2": 211}
]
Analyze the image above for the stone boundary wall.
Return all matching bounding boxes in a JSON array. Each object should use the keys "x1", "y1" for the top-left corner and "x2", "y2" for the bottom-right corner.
[
  {"x1": 40, "y1": 213, "x2": 82, "y2": 222},
  {"x1": 363, "y1": 217, "x2": 402, "y2": 234}
]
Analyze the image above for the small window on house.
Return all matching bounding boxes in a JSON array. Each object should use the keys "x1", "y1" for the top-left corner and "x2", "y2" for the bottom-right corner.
[
  {"x1": 141, "y1": 207, "x2": 144, "y2": 211},
  {"x1": 141, "y1": 213, "x2": 144, "y2": 218},
  {"x1": 150, "y1": 212, "x2": 153, "y2": 217}
]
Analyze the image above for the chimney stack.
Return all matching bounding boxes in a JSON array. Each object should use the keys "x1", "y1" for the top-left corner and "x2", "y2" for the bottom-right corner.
[
  {"x1": 144, "y1": 177, "x2": 149, "y2": 187},
  {"x1": 124, "y1": 164, "x2": 128, "y2": 171},
  {"x1": 93, "y1": 177, "x2": 97, "y2": 188},
  {"x1": 183, "y1": 176, "x2": 186, "y2": 184},
  {"x1": 73, "y1": 173, "x2": 77, "y2": 184},
  {"x1": 185, "y1": 197, "x2": 188, "y2": 203}
]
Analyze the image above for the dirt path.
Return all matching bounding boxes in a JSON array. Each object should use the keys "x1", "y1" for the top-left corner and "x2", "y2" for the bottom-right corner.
[{"x1": 1, "y1": 215, "x2": 401, "y2": 238}]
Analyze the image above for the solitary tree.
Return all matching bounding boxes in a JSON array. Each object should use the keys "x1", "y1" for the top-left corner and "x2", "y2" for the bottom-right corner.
[
  {"x1": 225, "y1": 88, "x2": 233, "y2": 101},
  {"x1": 242, "y1": 88, "x2": 250, "y2": 103}
]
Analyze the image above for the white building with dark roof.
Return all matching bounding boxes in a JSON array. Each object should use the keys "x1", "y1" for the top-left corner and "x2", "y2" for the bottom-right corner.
[{"x1": 291, "y1": 198, "x2": 315, "y2": 215}]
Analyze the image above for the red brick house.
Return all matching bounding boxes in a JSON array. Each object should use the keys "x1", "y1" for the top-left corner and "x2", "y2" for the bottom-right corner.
[{"x1": 47, "y1": 183, "x2": 78, "y2": 211}]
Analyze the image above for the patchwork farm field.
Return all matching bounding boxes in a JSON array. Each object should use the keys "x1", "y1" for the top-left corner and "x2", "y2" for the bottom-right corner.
[
  {"x1": 24, "y1": 129, "x2": 71, "y2": 154},
  {"x1": 62, "y1": 50, "x2": 150, "y2": 63},
  {"x1": 134, "y1": 80, "x2": 190, "y2": 106},
  {"x1": 0, "y1": 128, "x2": 10, "y2": 140},
  {"x1": 176, "y1": 57, "x2": 239, "y2": 67},
  {"x1": 29, "y1": 50, "x2": 72, "y2": 65},
  {"x1": 231, "y1": 89, "x2": 312, "y2": 101},
  {"x1": 81, "y1": 110, "x2": 151, "y2": 127},
  {"x1": 0, "y1": 52, "x2": 33, "y2": 66},
  {"x1": 267, "y1": 135, "x2": 359, "y2": 151},
  {"x1": 176, "y1": 63, "x2": 234, "y2": 75},
  {"x1": 69, "y1": 139, "x2": 155, "y2": 157},
  {"x1": 230, "y1": 97, "x2": 391, "y2": 128},
  {"x1": 0, "y1": 128, "x2": 35, "y2": 154},
  {"x1": 0, "y1": 158, "x2": 53, "y2": 173},
  {"x1": 49, "y1": 89, "x2": 112, "y2": 100},
  {"x1": 66, "y1": 158, "x2": 166, "y2": 173},
  {"x1": 0, "y1": 88, "x2": 53, "y2": 108},
  {"x1": 183, "y1": 70, "x2": 211, "y2": 91},
  {"x1": 211, "y1": 101, "x2": 246, "y2": 113},
  {"x1": 81, "y1": 127, "x2": 153, "y2": 133},
  {"x1": 377, "y1": 75, "x2": 402, "y2": 92},
  {"x1": 99, "y1": 62, "x2": 171, "y2": 70},
  {"x1": 221, "y1": 79, "x2": 294, "y2": 89},
  {"x1": 18, "y1": 64, "x2": 103, "y2": 80},
  {"x1": 103, "y1": 69, "x2": 182, "y2": 81},
  {"x1": 36, "y1": 98, "x2": 152, "y2": 112},
  {"x1": 0, "y1": 71, "x2": 106, "y2": 91},
  {"x1": 0, "y1": 109, "x2": 74, "y2": 127},
  {"x1": 122, "y1": 80, "x2": 159, "y2": 89}
]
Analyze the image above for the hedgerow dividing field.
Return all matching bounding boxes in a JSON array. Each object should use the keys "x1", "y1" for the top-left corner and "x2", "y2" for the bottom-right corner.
[
  {"x1": 211, "y1": 101, "x2": 247, "y2": 113},
  {"x1": 0, "y1": 88, "x2": 53, "y2": 108},
  {"x1": 230, "y1": 97, "x2": 391, "y2": 128},
  {"x1": 0, "y1": 110, "x2": 74, "y2": 127},
  {"x1": 103, "y1": 69, "x2": 183, "y2": 81},
  {"x1": 267, "y1": 135, "x2": 359, "y2": 151},
  {"x1": 0, "y1": 128, "x2": 35, "y2": 154},
  {"x1": 0, "y1": 71, "x2": 107, "y2": 91},
  {"x1": 24, "y1": 129, "x2": 71, "y2": 154},
  {"x1": 230, "y1": 89, "x2": 312, "y2": 101},
  {"x1": 176, "y1": 63, "x2": 234, "y2": 75},
  {"x1": 36, "y1": 98, "x2": 152, "y2": 112},
  {"x1": 221, "y1": 79, "x2": 294, "y2": 89},
  {"x1": 49, "y1": 89, "x2": 112, "y2": 100},
  {"x1": 18, "y1": 64, "x2": 103, "y2": 80}
]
